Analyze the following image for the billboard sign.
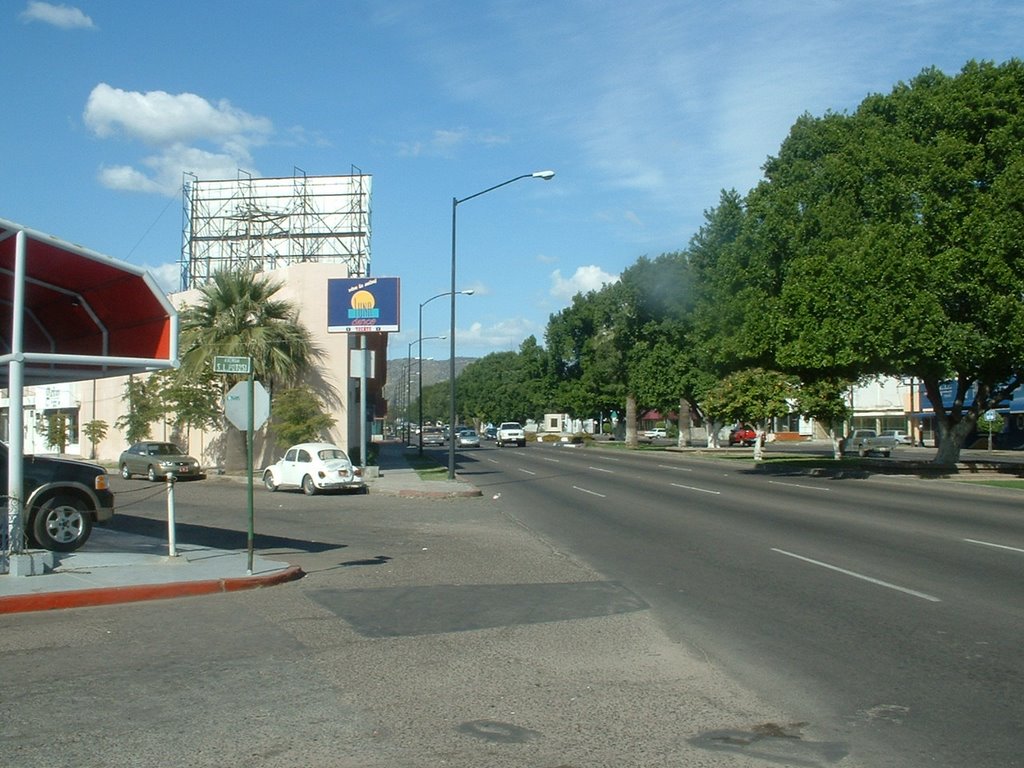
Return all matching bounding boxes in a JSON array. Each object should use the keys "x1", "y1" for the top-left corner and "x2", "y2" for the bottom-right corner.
[{"x1": 327, "y1": 277, "x2": 400, "y2": 333}]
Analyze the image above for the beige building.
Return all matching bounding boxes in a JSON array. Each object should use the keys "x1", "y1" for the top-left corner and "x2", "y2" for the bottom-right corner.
[{"x1": 6, "y1": 261, "x2": 388, "y2": 471}]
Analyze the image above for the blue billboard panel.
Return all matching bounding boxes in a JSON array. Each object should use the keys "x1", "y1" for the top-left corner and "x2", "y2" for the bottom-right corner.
[{"x1": 327, "y1": 277, "x2": 400, "y2": 333}]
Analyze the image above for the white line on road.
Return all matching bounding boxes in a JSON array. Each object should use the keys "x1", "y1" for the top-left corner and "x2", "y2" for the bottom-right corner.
[
  {"x1": 768, "y1": 480, "x2": 831, "y2": 491},
  {"x1": 542, "y1": 457, "x2": 561, "y2": 463},
  {"x1": 964, "y1": 538, "x2": 1024, "y2": 555},
  {"x1": 518, "y1": 468, "x2": 537, "y2": 475},
  {"x1": 589, "y1": 466, "x2": 614, "y2": 473},
  {"x1": 485, "y1": 458, "x2": 499, "y2": 464},
  {"x1": 771, "y1": 548, "x2": 941, "y2": 602},
  {"x1": 657, "y1": 464, "x2": 693, "y2": 472},
  {"x1": 670, "y1": 482, "x2": 721, "y2": 495},
  {"x1": 573, "y1": 485, "x2": 606, "y2": 498}
]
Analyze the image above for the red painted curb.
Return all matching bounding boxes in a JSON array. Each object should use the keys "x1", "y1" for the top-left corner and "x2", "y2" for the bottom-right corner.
[{"x1": 0, "y1": 566, "x2": 305, "y2": 614}]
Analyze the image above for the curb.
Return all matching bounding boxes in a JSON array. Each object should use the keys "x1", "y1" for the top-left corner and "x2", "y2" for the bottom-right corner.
[
  {"x1": 395, "y1": 487, "x2": 484, "y2": 498},
  {"x1": 0, "y1": 565, "x2": 305, "y2": 615}
]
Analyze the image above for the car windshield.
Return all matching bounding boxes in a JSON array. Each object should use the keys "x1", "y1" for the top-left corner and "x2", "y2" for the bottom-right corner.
[
  {"x1": 318, "y1": 449, "x2": 349, "y2": 461},
  {"x1": 150, "y1": 444, "x2": 183, "y2": 455}
]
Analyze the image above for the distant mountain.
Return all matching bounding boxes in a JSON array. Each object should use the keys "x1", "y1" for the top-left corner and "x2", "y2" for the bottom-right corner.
[{"x1": 382, "y1": 357, "x2": 475, "y2": 411}]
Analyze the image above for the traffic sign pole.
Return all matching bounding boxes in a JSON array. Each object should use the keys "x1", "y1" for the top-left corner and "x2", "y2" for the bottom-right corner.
[{"x1": 246, "y1": 368, "x2": 255, "y2": 574}]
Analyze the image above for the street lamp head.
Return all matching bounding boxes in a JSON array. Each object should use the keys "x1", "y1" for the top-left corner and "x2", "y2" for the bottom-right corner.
[
  {"x1": 532, "y1": 170, "x2": 555, "y2": 180},
  {"x1": 462, "y1": 289, "x2": 475, "y2": 296}
]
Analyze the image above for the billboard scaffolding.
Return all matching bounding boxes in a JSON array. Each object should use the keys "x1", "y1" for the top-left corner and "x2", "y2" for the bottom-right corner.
[{"x1": 180, "y1": 168, "x2": 371, "y2": 290}]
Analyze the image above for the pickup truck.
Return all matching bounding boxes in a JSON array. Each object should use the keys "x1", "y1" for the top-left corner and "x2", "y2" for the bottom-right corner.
[
  {"x1": 496, "y1": 422, "x2": 527, "y2": 447},
  {"x1": 841, "y1": 429, "x2": 896, "y2": 458},
  {"x1": 643, "y1": 428, "x2": 667, "y2": 439},
  {"x1": 1, "y1": 442, "x2": 115, "y2": 552}
]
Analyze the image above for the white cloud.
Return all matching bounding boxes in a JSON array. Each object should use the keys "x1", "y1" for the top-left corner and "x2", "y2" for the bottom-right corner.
[
  {"x1": 97, "y1": 165, "x2": 164, "y2": 194},
  {"x1": 549, "y1": 266, "x2": 619, "y2": 301},
  {"x1": 84, "y1": 84, "x2": 271, "y2": 196},
  {"x1": 147, "y1": 262, "x2": 182, "y2": 294},
  {"x1": 84, "y1": 83, "x2": 271, "y2": 146},
  {"x1": 20, "y1": 1, "x2": 95, "y2": 29},
  {"x1": 397, "y1": 128, "x2": 508, "y2": 157},
  {"x1": 458, "y1": 318, "x2": 542, "y2": 352},
  {"x1": 99, "y1": 143, "x2": 252, "y2": 196}
]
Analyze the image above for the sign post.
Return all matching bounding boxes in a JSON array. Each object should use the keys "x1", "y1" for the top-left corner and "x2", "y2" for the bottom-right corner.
[{"x1": 216, "y1": 356, "x2": 267, "y2": 573}]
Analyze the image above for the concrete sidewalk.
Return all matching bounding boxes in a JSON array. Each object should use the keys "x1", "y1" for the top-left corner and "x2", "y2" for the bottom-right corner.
[{"x1": 0, "y1": 442, "x2": 477, "y2": 614}]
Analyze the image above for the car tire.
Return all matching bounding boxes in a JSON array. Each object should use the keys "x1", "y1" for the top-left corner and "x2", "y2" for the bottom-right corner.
[
  {"x1": 32, "y1": 495, "x2": 92, "y2": 552},
  {"x1": 302, "y1": 474, "x2": 317, "y2": 496},
  {"x1": 120, "y1": 463, "x2": 132, "y2": 480},
  {"x1": 263, "y1": 471, "x2": 278, "y2": 492},
  {"x1": 147, "y1": 465, "x2": 160, "y2": 482}
]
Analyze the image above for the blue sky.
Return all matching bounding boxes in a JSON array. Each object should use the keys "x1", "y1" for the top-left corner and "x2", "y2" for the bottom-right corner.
[{"x1": 3, "y1": 1, "x2": 1021, "y2": 363}]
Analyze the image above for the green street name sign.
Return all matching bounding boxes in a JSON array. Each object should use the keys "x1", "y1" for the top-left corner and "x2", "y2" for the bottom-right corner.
[{"x1": 213, "y1": 355, "x2": 252, "y2": 374}]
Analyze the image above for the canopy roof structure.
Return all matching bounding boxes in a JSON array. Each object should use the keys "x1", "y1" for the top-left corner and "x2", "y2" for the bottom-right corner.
[
  {"x1": 0, "y1": 217, "x2": 177, "y2": 388},
  {"x1": 1, "y1": 217, "x2": 178, "y2": 562}
]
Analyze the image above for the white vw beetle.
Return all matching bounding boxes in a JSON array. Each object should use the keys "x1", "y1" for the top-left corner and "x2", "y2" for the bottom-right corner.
[{"x1": 262, "y1": 442, "x2": 366, "y2": 495}]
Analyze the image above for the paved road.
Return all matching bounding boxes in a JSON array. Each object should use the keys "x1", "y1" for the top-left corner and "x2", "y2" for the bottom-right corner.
[
  {"x1": 456, "y1": 442, "x2": 1024, "y2": 768},
  {"x1": 2, "y1": 466, "x2": 867, "y2": 768}
]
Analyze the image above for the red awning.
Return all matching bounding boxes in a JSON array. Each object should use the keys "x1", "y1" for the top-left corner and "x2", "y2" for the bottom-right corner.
[{"x1": 0, "y1": 218, "x2": 176, "y2": 387}]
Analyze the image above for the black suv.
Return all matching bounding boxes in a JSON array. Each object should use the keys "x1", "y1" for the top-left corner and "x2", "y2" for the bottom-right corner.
[{"x1": 1, "y1": 442, "x2": 115, "y2": 552}]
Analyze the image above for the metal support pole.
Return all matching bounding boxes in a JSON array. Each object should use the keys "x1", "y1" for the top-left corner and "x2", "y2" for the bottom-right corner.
[
  {"x1": 246, "y1": 368, "x2": 254, "y2": 575},
  {"x1": 166, "y1": 473, "x2": 177, "y2": 558},
  {"x1": 448, "y1": 197, "x2": 458, "y2": 480},
  {"x1": 359, "y1": 334, "x2": 368, "y2": 471}
]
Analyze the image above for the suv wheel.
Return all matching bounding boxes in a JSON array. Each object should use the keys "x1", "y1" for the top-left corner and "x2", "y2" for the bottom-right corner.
[
  {"x1": 120, "y1": 463, "x2": 132, "y2": 479},
  {"x1": 32, "y1": 495, "x2": 93, "y2": 552}
]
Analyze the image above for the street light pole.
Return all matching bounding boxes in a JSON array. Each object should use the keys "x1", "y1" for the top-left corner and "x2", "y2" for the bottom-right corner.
[
  {"x1": 419, "y1": 290, "x2": 473, "y2": 455},
  {"x1": 449, "y1": 170, "x2": 554, "y2": 479},
  {"x1": 408, "y1": 334, "x2": 446, "y2": 448}
]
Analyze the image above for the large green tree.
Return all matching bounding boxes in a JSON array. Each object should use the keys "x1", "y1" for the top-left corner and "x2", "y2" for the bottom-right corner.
[
  {"x1": 546, "y1": 283, "x2": 635, "y2": 440},
  {"x1": 457, "y1": 337, "x2": 555, "y2": 426},
  {"x1": 722, "y1": 60, "x2": 1024, "y2": 463}
]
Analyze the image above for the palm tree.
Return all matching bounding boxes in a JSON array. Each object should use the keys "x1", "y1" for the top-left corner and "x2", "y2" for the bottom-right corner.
[
  {"x1": 177, "y1": 270, "x2": 321, "y2": 471},
  {"x1": 178, "y1": 270, "x2": 318, "y2": 392}
]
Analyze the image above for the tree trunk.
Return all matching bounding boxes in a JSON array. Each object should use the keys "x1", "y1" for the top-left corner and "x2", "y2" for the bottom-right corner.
[
  {"x1": 933, "y1": 416, "x2": 975, "y2": 465},
  {"x1": 677, "y1": 397, "x2": 689, "y2": 447},
  {"x1": 625, "y1": 393, "x2": 638, "y2": 448},
  {"x1": 923, "y1": 376, "x2": 975, "y2": 466},
  {"x1": 707, "y1": 420, "x2": 721, "y2": 448}
]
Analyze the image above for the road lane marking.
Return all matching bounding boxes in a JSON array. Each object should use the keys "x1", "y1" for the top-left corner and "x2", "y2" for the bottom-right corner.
[
  {"x1": 573, "y1": 486, "x2": 606, "y2": 498},
  {"x1": 768, "y1": 480, "x2": 831, "y2": 491},
  {"x1": 964, "y1": 538, "x2": 1024, "y2": 555},
  {"x1": 657, "y1": 464, "x2": 692, "y2": 472},
  {"x1": 589, "y1": 466, "x2": 614, "y2": 473},
  {"x1": 518, "y1": 468, "x2": 537, "y2": 475},
  {"x1": 542, "y1": 457, "x2": 561, "y2": 463},
  {"x1": 771, "y1": 548, "x2": 941, "y2": 602},
  {"x1": 486, "y1": 458, "x2": 500, "y2": 464},
  {"x1": 670, "y1": 482, "x2": 721, "y2": 495}
]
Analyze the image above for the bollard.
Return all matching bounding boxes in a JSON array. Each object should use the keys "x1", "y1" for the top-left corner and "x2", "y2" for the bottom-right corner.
[{"x1": 165, "y1": 473, "x2": 177, "y2": 557}]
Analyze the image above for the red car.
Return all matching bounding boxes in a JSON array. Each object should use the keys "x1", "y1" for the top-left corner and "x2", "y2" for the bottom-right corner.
[{"x1": 728, "y1": 425, "x2": 757, "y2": 446}]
